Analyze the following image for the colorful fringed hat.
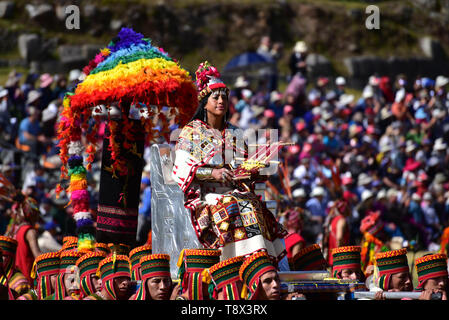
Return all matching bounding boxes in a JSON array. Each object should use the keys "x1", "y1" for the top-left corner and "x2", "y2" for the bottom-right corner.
[
  {"x1": 140, "y1": 254, "x2": 171, "y2": 281},
  {"x1": 205, "y1": 256, "x2": 244, "y2": 300},
  {"x1": 375, "y1": 248, "x2": 409, "y2": 290},
  {"x1": 130, "y1": 254, "x2": 171, "y2": 300},
  {"x1": 195, "y1": 61, "x2": 228, "y2": 101},
  {"x1": 76, "y1": 251, "x2": 107, "y2": 298},
  {"x1": 290, "y1": 244, "x2": 328, "y2": 271},
  {"x1": 177, "y1": 249, "x2": 221, "y2": 300},
  {"x1": 331, "y1": 246, "x2": 362, "y2": 278},
  {"x1": 97, "y1": 254, "x2": 131, "y2": 300},
  {"x1": 61, "y1": 236, "x2": 78, "y2": 251},
  {"x1": 415, "y1": 254, "x2": 448, "y2": 289},
  {"x1": 31, "y1": 252, "x2": 60, "y2": 300},
  {"x1": 95, "y1": 242, "x2": 111, "y2": 255},
  {"x1": 0, "y1": 235, "x2": 17, "y2": 257},
  {"x1": 239, "y1": 251, "x2": 277, "y2": 300},
  {"x1": 360, "y1": 211, "x2": 383, "y2": 236},
  {"x1": 129, "y1": 245, "x2": 152, "y2": 281},
  {"x1": 56, "y1": 27, "x2": 197, "y2": 251},
  {"x1": 98, "y1": 254, "x2": 131, "y2": 282}
]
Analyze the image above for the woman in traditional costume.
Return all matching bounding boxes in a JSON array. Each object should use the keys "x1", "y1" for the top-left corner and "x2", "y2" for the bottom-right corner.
[{"x1": 172, "y1": 62, "x2": 287, "y2": 263}]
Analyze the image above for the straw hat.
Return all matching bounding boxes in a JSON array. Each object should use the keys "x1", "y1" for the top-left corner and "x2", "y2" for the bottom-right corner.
[
  {"x1": 293, "y1": 41, "x2": 308, "y2": 53},
  {"x1": 26, "y1": 90, "x2": 42, "y2": 105},
  {"x1": 292, "y1": 188, "x2": 306, "y2": 198},
  {"x1": 433, "y1": 138, "x2": 447, "y2": 151},
  {"x1": 310, "y1": 186, "x2": 325, "y2": 197},
  {"x1": 361, "y1": 189, "x2": 374, "y2": 202},
  {"x1": 0, "y1": 87, "x2": 8, "y2": 98},
  {"x1": 358, "y1": 173, "x2": 372, "y2": 186},
  {"x1": 234, "y1": 76, "x2": 249, "y2": 88}
]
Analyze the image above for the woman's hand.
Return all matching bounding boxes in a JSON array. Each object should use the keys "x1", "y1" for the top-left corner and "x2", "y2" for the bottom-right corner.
[{"x1": 212, "y1": 168, "x2": 234, "y2": 184}]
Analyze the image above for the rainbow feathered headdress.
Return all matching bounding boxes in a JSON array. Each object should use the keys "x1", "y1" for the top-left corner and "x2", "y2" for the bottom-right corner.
[{"x1": 56, "y1": 28, "x2": 197, "y2": 252}]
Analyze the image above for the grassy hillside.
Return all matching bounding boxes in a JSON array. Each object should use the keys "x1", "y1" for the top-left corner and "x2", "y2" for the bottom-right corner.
[{"x1": 0, "y1": 0, "x2": 447, "y2": 87}]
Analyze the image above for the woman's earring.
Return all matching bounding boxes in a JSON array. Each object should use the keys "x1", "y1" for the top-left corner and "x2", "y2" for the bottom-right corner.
[{"x1": 204, "y1": 108, "x2": 207, "y2": 122}]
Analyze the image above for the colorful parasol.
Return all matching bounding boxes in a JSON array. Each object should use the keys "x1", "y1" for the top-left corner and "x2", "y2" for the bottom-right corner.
[{"x1": 56, "y1": 28, "x2": 198, "y2": 250}]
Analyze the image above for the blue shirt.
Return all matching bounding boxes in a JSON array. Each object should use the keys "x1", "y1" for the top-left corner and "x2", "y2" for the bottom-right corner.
[
  {"x1": 139, "y1": 186, "x2": 151, "y2": 217},
  {"x1": 19, "y1": 118, "x2": 41, "y2": 144},
  {"x1": 306, "y1": 197, "x2": 325, "y2": 217}
]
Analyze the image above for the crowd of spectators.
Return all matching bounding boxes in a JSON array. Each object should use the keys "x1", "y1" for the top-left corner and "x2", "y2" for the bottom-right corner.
[{"x1": 1, "y1": 36, "x2": 449, "y2": 254}]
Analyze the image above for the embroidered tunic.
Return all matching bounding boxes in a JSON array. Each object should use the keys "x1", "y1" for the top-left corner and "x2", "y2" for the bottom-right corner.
[{"x1": 172, "y1": 119, "x2": 286, "y2": 262}]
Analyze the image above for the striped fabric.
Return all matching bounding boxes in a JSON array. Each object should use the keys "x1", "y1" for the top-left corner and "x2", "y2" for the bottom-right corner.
[
  {"x1": 207, "y1": 256, "x2": 244, "y2": 300},
  {"x1": 76, "y1": 251, "x2": 107, "y2": 298},
  {"x1": 415, "y1": 253, "x2": 448, "y2": 289},
  {"x1": 9, "y1": 272, "x2": 31, "y2": 296},
  {"x1": 239, "y1": 251, "x2": 276, "y2": 300},
  {"x1": 177, "y1": 249, "x2": 221, "y2": 300},
  {"x1": 32, "y1": 252, "x2": 60, "y2": 300},
  {"x1": 55, "y1": 250, "x2": 84, "y2": 300},
  {"x1": 98, "y1": 254, "x2": 131, "y2": 283},
  {"x1": 17, "y1": 290, "x2": 38, "y2": 300},
  {"x1": 331, "y1": 246, "x2": 362, "y2": 278},
  {"x1": 0, "y1": 235, "x2": 17, "y2": 257},
  {"x1": 290, "y1": 244, "x2": 328, "y2": 271},
  {"x1": 129, "y1": 245, "x2": 152, "y2": 281}
]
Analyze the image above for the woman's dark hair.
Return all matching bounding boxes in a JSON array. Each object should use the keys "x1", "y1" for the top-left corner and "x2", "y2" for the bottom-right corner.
[{"x1": 190, "y1": 91, "x2": 230, "y2": 123}]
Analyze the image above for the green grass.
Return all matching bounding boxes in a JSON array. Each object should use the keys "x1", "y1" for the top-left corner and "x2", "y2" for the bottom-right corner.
[{"x1": 0, "y1": 66, "x2": 28, "y2": 87}]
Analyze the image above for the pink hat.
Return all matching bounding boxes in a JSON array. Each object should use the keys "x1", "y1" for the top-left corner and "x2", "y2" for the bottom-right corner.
[
  {"x1": 343, "y1": 190, "x2": 356, "y2": 201},
  {"x1": 264, "y1": 109, "x2": 275, "y2": 118},
  {"x1": 302, "y1": 143, "x2": 312, "y2": 153},
  {"x1": 40, "y1": 73, "x2": 53, "y2": 88},
  {"x1": 296, "y1": 121, "x2": 306, "y2": 132},
  {"x1": 288, "y1": 145, "x2": 300, "y2": 154},
  {"x1": 342, "y1": 176, "x2": 354, "y2": 185},
  {"x1": 283, "y1": 105, "x2": 294, "y2": 115},
  {"x1": 403, "y1": 159, "x2": 421, "y2": 172}
]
